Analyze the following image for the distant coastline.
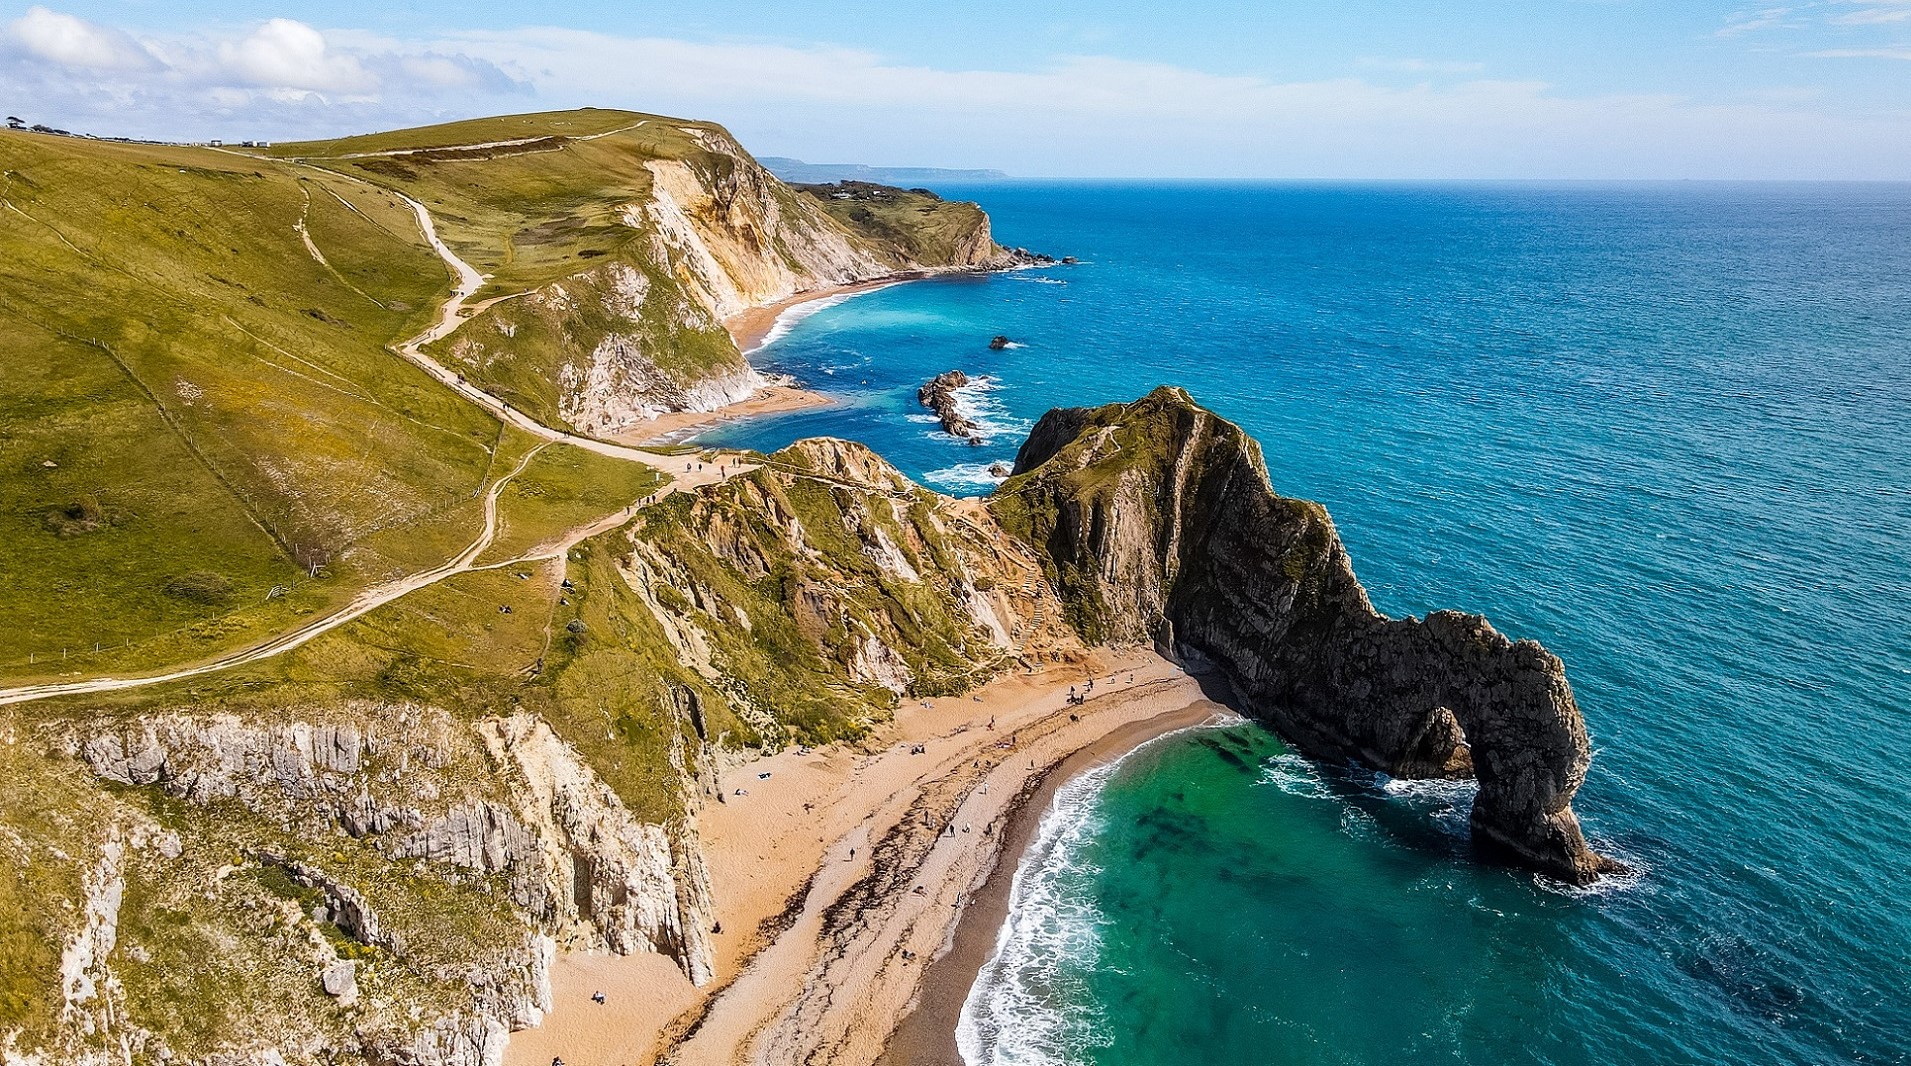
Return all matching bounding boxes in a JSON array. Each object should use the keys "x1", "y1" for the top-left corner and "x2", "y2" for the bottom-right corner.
[{"x1": 760, "y1": 156, "x2": 1011, "y2": 185}]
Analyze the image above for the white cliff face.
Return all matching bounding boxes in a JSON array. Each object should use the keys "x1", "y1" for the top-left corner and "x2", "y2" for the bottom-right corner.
[
  {"x1": 639, "y1": 156, "x2": 888, "y2": 320},
  {"x1": 556, "y1": 331, "x2": 765, "y2": 438},
  {"x1": 449, "y1": 130, "x2": 993, "y2": 439},
  {"x1": 48, "y1": 703, "x2": 714, "y2": 1066},
  {"x1": 55, "y1": 837, "x2": 124, "y2": 1061},
  {"x1": 76, "y1": 709, "x2": 709, "y2": 979},
  {"x1": 479, "y1": 715, "x2": 715, "y2": 984}
]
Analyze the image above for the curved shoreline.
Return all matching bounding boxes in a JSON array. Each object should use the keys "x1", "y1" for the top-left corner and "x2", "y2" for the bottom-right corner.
[
  {"x1": 881, "y1": 702, "x2": 1239, "y2": 1066},
  {"x1": 503, "y1": 652, "x2": 1231, "y2": 1066},
  {"x1": 725, "y1": 274, "x2": 923, "y2": 354}
]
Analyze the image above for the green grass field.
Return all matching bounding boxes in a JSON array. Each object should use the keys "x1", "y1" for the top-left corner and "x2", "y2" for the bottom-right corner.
[
  {"x1": 0, "y1": 109, "x2": 1032, "y2": 1061},
  {"x1": 796, "y1": 181, "x2": 998, "y2": 266},
  {"x1": 0, "y1": 131, "x2": 520, "y2": 680},
  {"x1": 272, "y1": 109, "x2": 726, "y2": 298},
  {"x1": 477, "y1": 442, "x2": 668, "y2": 565}
]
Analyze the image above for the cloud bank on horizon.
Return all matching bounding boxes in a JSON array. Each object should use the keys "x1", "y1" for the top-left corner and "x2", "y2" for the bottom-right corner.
[{"x1": 5, "y1": 3, "x2": 1911, "y2": 178}]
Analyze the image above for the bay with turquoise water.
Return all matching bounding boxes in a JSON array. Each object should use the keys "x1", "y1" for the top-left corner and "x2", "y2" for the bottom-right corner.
[{"x1": 705, "y1": 182, "x2": 1911, "y2": 1064}]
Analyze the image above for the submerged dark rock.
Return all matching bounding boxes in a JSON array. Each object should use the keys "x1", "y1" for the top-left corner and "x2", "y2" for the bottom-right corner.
[
  {"x1": 989, "y1": 335, "x2": 1013, "y2": 351},
  {"x1": 994, "y1": 386, "x2": 1620, "y2": 884},
  {"x1": 918, "y1": 370, "x2": 981, "y2": 439}
]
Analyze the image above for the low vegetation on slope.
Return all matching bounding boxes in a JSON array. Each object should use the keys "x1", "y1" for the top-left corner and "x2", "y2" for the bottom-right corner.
[
  {"x1": 0, "y1": 131, "x2": 506, "y2": 681},
  {"x1": 0, "y1": 108, "x2": 1042, "y2": 1065},
  {"x1": 269, "y1": 110, "x2": 695, "y2": 297},
  {"x1": 263, "y1": 110, "x2": 1009, "y2": 439},
  {"x1": 794, "y1": 181, "x2": 1000, "y2": 267},
  {"x1": 1, "y1": 436, "x2": 1053, "y2": 1063}
]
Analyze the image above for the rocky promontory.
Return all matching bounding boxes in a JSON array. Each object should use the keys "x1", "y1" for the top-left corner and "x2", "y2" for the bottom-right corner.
[
  {"x1": 993, "y1": 386, "x2": 1619, "y2": 884},
  {"x1": 918, "y1": 371, "x2": 983, "y2": 440}
]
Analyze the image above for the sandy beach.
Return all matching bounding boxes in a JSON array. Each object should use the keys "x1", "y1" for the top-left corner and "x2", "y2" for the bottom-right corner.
[
  {"x1": 616, "y1": 384, "x2": 836, "y2": 446},
  {"x1": 504, "y1": 648, "x2": 1230, "y2": 1066},
  {"x1": 725, "y1": 275, "x2": 922, "y2": 355},
  {"x1": 506, "y1": 271, "x2": 1181, "y2": 1066},
  {"x1": 597, "y1": 275, "x2": 921, "y2": 449}
]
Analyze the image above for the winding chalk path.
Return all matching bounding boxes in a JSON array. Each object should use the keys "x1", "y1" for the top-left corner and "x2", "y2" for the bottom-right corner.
[
  {"x1": 0, "y1": 183, "x2": 751, "y2": 708},
  {"x1": 0, "y1": 443, "x2": 547, "y2": 707}
]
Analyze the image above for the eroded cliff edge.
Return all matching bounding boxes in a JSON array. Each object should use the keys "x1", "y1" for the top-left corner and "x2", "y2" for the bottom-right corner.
[{"x1": 993, "y1": 386, "x2": 1619, "y2": 884}]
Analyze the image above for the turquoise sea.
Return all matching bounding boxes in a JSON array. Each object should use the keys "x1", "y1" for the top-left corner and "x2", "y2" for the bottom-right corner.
[{"x1": 705, "y1": 183, "x2": 1911, "y2": 1064}]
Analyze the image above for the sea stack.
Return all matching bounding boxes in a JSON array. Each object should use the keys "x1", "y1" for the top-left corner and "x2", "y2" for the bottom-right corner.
[
  {"x1": 918, "y1": 371, "x2": 982, "y2": 439},
  {"x1": 993, "y1": 386, "x2": 1621, "y2": 884}
]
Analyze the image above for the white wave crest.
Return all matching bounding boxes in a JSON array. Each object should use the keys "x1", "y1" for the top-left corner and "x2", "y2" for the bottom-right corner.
[
  {"x1": 1257, "y1": 751, "x2": 1332, "y2": 799},
  {"x1": 927, "y1": 462, "x2": 1012, "y2": 493},
  {"x1": 956, "y1": 761, "x2": 1119, "y2": 1066},
  {"x1": 958, "y1": 724, "x2": 1231, "y2": 1066},
  {"x1": 1539, "y1": 844, "x2": 1651, "y2": 899},
  {"x1": 746, "y1": 283, "x2": 898, "y2": 354},
  {"x1": 945, "y1": 374, "x2": 1034, "y2": 441}
]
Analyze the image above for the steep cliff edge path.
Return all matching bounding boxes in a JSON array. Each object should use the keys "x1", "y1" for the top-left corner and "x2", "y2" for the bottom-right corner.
[
  {"x1": 385, "y1": 186, "x2": 694, "y2": 465},
  {"x1": 0, "y1": 441, "x2": 757, "y2": 709},
  {"x1": 0, "y1": 161, "x2": 957, "y2": 706},
  {"x1": 316, "y1": 120, "x2": 648, "y2": 161}
]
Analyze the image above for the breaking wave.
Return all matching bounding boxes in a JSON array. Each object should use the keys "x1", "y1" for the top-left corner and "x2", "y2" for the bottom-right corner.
[
  {"x1": 747, "y1": 284, "x2": 898, "y2": 353},
  {"x1": 925, "y1": 462, "x2": 1011, "y2": 493},
  {"x1": 957, "y1": 725, "x2": 1228, "y2": 1066},
  {"x1": 945, "y1": 374, "x2": 1034, "y2": 442}
]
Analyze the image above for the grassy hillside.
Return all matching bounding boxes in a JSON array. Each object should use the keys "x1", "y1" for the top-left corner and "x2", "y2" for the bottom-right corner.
[
  {"x1": 266, "y1": 111, "x2": 830, "y2": 432},
  {"x1": 269, "y1": 109, "x2": 710, "y2": 297},
  {"x1": 0, "y1": 130, "x2": 509, "y2": 682},
  {"x1": 0, "y1": 110, "x2": 1038, "y2": 1063},
  {"x1": 795, "y1": 180, "x2": 999, "y2": 266}
]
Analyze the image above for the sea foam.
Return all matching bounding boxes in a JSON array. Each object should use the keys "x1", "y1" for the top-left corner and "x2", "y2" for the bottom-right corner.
[
  {"x1": 958, "y1": 725, "x2": 1229, "y2": 1066},
  {"x1": 746, "y1": 283, "x2": 898, "y2": 354}
]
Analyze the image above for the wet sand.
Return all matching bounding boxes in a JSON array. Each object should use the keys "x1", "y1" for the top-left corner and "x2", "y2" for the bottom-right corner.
[
  {"x1": 724, "y1": 275, "x2": 923, "y2": 355},
  {"x1": 504, "y1": 649, "x2": 1229, "y2": 1066},
  {"x1": 616, "y1": 384, "x2": 836, "y2": 446},
  {"x1": 881, "y1": 699, "x2": 1237, "y2": 1066}
]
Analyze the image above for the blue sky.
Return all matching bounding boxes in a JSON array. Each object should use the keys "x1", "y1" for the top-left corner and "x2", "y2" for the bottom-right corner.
[{"x1": 5, "y1": 1, "x2": 1911, "y2": 177}]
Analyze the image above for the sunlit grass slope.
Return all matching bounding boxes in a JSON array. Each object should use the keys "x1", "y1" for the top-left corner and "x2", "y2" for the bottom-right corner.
[{"x1": 0, "y1": 130, "x2": 536, "y2": 680}]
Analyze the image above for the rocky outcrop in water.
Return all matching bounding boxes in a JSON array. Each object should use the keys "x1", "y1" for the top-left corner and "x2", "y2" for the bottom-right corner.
[
  {"x1": 995, "y1": 387, "x2": 1619, "y2": 884},
  {"x1": 918, "y1": 371, "x2": 982, "y2": 440},
  {"x1": 442, "y1": 129, "x2": 1034, "y2": 438}
]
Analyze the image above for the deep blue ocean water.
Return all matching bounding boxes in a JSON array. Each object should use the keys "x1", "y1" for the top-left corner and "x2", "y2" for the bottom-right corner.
[{"x1": 705, "y1": 182, "x2": 1911, "y2": 1064}]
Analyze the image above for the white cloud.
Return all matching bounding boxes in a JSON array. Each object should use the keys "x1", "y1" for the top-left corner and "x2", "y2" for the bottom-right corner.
[
  {"x1": 3, "y1": 11, "x2": 1910, "y2": 177},
  {"x1": 1716, "y1": 7, "x2": 1799, "y2": 37},
  {"x1": 1831, "y1": 0, "x2": 1911, "y2": 25},
  {"x1": 8, "y1": 5, "x2": 157, "y2": 71},
  {"x1": 217, "y1": 18, "x2": 372, "y2": 93},
  {"x1": 0, "y1": 9, "x2": 526, "y2": 135}
]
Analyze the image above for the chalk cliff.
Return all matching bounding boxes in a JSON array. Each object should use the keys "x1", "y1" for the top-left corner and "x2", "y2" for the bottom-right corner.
[
  {"x1": 994, "y1": 387, "x2": 1619, "y2": 884},
  {"x1": 433, "y1": 125, "x2": 1023, "y2": 439}
]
